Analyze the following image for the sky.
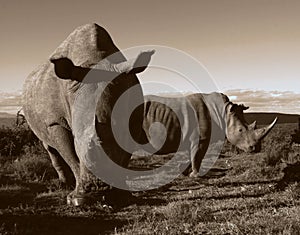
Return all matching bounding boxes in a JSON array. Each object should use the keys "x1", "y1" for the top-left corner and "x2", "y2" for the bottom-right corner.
[{"x1": 0, "y1": 0, "x2": 299, "y2": 114}]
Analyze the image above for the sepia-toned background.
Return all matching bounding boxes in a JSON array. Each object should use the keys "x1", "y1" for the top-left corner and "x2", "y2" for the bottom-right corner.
[{"x1": 1, "y1": 0, "x2": 300, "y2": 114}]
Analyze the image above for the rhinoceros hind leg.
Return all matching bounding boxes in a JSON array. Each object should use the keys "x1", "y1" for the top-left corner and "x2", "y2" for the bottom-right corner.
[
  {"x1": 46, "y1": 125, "x2": 84, "y2": 204},
  {"x1": 189, "y1": 139, "x2": 210, "y2": 177},
  {"x1": 43, "y1": 142, "x2": 75, "y2": 187}
]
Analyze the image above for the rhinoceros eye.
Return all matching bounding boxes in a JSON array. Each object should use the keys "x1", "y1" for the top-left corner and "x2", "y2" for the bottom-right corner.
[{"x1": 239, "y1": 128, "x2": 243, "y2": 132}]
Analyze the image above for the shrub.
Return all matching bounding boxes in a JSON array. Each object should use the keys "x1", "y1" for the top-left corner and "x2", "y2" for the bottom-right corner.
[
  {"x1": 264, "y1": 142, "x2": 290, "y2": 166},
  {"x1": 0, "y1": 121, "x2": 56, "y2": 182},
  {"x1": 262, "y1": 124, "x2": 297, "y2": 167},
  {"x1": 0, "y1": 125, "x2": 42, "y2": 157},
  {"x1": 11, "y1": 151, "x2": 56, "y2": 182},
  {"x1": 259, "y1": 124, "x2": 300, "y2": 186}
]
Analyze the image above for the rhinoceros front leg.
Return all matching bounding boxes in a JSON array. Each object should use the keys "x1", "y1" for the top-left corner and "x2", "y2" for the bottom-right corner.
[
  {"x1": 189, "y1": 139, "x2": 210, "y2": 177},
  {"x1": 95, "y1": 123, "x2": 132, "y2": 188},
  {"x1": 43, "y1": 142, "x2": 75, "y2": 187}
]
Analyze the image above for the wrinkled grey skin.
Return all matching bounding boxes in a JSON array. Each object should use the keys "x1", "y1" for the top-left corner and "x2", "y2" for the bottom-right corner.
[
  {"x1": 143, "y1": 93, "x2": 277, "y2": 177},
  {"x1": 23, "y1": 23, "x2": 153, "y2": 205}
]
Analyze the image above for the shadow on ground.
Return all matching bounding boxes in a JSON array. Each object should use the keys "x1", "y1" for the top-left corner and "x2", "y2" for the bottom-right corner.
[
  {"x1": 277, "y1": 161, "x2": 300, "y2": 189},
  {"x1": 0, "y1": 214, "x2": 126, "y2": 235},
  {"x1": 0, "y1": 174, "x2": 48, "y2": 209}
]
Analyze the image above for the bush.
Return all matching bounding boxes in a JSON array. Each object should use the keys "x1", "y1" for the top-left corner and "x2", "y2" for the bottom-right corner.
[
  {"x1": 262, "y1": 124, "x2": 298, "y2": 167},
  {"x1": 11, "y1": 151, "x2": 56, "y2": 182},
  {"x1": 0, "y1": 122, "x2": 55, "y2": 182},
  {"x1": 264, "y1": 142, "x2": 290, "y2": 166},
  {"x1": 0, "y1": 124, "x2": 42, "y2": 158}
]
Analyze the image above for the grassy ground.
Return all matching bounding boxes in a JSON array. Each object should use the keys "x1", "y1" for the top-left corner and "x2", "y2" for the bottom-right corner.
[{"x1": 0, "y1": 123, "x2": 299, "y2": 234}]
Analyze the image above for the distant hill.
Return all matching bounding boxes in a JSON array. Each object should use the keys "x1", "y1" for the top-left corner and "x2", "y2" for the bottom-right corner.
[
  {"x1": 0, "y1": 112, "x2": 15, "y2": 119},
  {"x1": 0, "y1": 118, "x2": 15, "y2": 127},
  {"x1": 245, "y1": 112, "x2": 300, "y2": 125},
  {"x1": 0, "y1": 112, "x2": 16, "y2": 127}
]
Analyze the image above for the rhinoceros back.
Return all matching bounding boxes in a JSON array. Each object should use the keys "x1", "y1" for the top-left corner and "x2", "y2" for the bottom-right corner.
[{"x1": 143, "y1": 94, "x2": 210, "y2": 154}]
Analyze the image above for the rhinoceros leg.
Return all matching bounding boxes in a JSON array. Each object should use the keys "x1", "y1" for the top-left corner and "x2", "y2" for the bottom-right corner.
[
  {"x1": 43, "y1": 142, "x2": 75, "y2": 187},
  {"x1": 96, "y1": 124, "x2": 132, "y2": 188},
  {"x1": 189, "y1": 139, "x2": 210, "y2": 177},
  {"x1": 46, "y1": 125, "x2": 83, "y2": 201}
]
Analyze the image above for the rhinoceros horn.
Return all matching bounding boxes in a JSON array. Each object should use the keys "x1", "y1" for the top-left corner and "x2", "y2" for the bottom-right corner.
[
  {"x1": 248, "y1": 121, "x2": 257, "y2": 130},
  {"x1": 255, "y1": 117, "x2": 278, "y2": 140}
]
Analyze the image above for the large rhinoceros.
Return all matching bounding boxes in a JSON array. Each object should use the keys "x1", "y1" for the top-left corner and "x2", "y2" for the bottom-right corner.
[
  {"x1": 143, "y1": 93, "x2": 277, "y2": 177},
  {"x1": 23, "y1": 23, "x2": 154, "y2": 205}
]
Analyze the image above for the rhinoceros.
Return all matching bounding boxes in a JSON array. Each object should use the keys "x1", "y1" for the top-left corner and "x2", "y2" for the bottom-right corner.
[
  {"x1": 142, "y1": 93, "x2": 277, "y2": 177},
  {"x1": 23, "y1": 23, "x2": 154, "y2": 205}
]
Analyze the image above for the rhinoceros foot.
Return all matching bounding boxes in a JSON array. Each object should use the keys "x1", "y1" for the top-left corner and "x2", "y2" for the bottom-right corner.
[
  {"x1": 189, "y1": 171, "x2": 201, "y2": 178},
  {"x1": 67, "y1": 194, "x2": 85, "y2": 206},
  {"x1": 66, "y1": 187, "x2": 134, "y2": 207},
  {"x1": 67, "y1": 191, "x2": 86, "y2": 206},
  {"x1": 66, "y1": 185, "x2": 101, "y2": 206},
  {"x1": 66, "y1": 191, "x2": 101, "y2": 206}
]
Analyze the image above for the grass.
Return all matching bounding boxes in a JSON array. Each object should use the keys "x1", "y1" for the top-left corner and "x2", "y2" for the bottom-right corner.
[
  {"x1": 0, "y1": 122, "x2": 299, "y2": 234},
  {"x1": 11, "y1": 152, "x2": 56, "y2": 182}
]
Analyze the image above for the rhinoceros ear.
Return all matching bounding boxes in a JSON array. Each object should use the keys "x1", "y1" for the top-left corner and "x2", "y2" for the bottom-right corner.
[
  {"x1": 51, "y1": 51, "x2": 155, "y2": 83},
  {"x1": 51, "y1": 57, "x2": 96, "y2": 82},
  {"x1": 50, "y1": 57, "x2": 75, "y2": 80},
  {"x1": 113, "y1": 50, "x2": 155, "y2": 74},
  {"x1": 130, "y1": 50, "x2": 155, "y2": 74},
  {"x1": 230, "y1": 103, "x2": 249, "y2": 113},
  {"x1": 230, "y1": 104, "x2": 238, "y2": 113},
  {"x1": 239, "y1": 104, "x2": 249, "y2": 110}
]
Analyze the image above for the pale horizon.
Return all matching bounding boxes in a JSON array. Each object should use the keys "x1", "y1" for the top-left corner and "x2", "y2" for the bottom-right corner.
[{"x1": 0, "y1": 88, "x2": 299, "y2": 115}]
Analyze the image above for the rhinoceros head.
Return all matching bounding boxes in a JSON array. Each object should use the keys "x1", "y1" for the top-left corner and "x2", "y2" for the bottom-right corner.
[{"x1": 225, "y1": 103, "x2": 277, "y2": 153}]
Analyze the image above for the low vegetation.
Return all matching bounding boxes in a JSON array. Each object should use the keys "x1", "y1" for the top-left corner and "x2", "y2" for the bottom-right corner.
[{"x1": 0, "y1": 119, "x2": 299, "y2": 234}]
